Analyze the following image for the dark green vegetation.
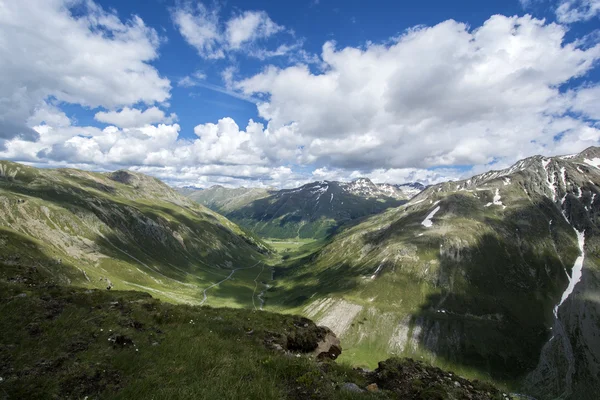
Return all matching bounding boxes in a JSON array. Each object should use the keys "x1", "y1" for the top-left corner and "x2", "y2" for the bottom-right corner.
[
  {"x1": 267, "y1": 148, "x2": 600, "y2": 399},
  {"x1": 179, "y1": 179, "x2": 414, "y2": 240},
  {"x1": 0, "y1": 263, "x2": 509, "y2": 400}
]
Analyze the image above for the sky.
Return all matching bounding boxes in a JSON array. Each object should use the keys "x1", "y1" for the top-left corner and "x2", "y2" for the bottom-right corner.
[{"x1": 0, "y1": 0, "x2": 599, "y2": 188}]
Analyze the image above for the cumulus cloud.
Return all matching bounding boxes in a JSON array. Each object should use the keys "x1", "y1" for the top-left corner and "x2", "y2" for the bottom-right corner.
[
  {"x1": 171, "y1": 2, "x2": 291, "y2": 59},
  {"x1": 236, "y1": 15, "x2": 600, "y2": 173},
  {"x1": 0, "y1": 0, "x2": 170, "y2": 142},
  {"x1": 94, "y1": 107, "x2": 177, "y2": 128},
  {"x1": 2, "y1": 7, "x2": 600, "y2": 190}
]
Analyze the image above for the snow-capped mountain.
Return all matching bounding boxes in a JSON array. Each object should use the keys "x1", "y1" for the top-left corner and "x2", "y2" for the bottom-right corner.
[{"x1": 180, "y1": 178, "x2": 425, "y2": 239}]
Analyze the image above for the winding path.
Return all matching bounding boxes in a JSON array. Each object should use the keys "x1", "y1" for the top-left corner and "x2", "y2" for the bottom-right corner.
[
  {"x1": 199, "y1": 260, "x2": 262, "y2": 305},
  {"x1": 252, "y1": 264, "x2": 266, "y2": 310}
]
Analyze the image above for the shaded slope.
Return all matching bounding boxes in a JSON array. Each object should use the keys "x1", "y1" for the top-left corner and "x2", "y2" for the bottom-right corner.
[
  {"x1": 0, "y1": 161, "x2": 269, "y2": 306},
  {"x1": 269, "y1": 148, "x2": 600, "y2": 398},
  {"x1": 181, "y1": 179, "x2": 422, "y2": 239}
]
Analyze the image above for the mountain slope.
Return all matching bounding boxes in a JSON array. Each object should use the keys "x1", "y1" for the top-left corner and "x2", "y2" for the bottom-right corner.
[
  {"x1": 181, "y1": 185, "x2": 271, "y2": 214},
  {"x1": 181, "y1": 179, "x2": 424, "y2": 239},
  {"x1": 269, "y1": 147, "x2": 600, "y2": 399},
  {"x1": 0, "y1": 266, "x2": 510, "y2": 400},
  {"x1": 0, "y1": 161, "x2": 270, "y2": 307}
]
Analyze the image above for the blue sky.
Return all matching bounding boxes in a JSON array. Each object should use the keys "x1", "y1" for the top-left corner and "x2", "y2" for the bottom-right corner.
[{"x1": 0, "y1": 0, "x2": 599, "y2": 187}]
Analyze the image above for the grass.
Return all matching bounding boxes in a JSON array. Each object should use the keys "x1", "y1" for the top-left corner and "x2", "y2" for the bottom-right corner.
[
  {"x1": 0, "y1": 161, "x2": 272, "y2": 309},
  {"x1": 0, "y1": 270, "x2": 508, "y2": 400},
  {"x1": 264, "y1": 238, "x2": 318, "y2": 254}
]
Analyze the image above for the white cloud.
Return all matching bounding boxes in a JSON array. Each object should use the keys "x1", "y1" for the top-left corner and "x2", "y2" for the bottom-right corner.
[
  {"x1": 171, "y1": 3, "x2": 224, "y2": 59},
  {"x1": 236, "y1": 15, "x2": 600, "y2": 173},
  {"x1": 171, "y1": 3, "x2": 290, "y2": 60},
  {"x1": 2, "y1": 8, "x2": 600, "y2": 190},
  {"x1": 0, "y1": 0, "x2": 170, "y2": 142},
  {"x1": 177, "y1": 71, "x2": 207, "y2": 88},
  {"x1": 94, "y1": 107, "x2": 177, "y2": 128},
  {"x1": 226, "y1": 11, "x2": 283, "y2": 49},
  {"x1": 556, "y1": 0, "x2": 600, "y2": 23},
  {"x1": 569, "y1": 85, "x2": 600, "y2": 120}
]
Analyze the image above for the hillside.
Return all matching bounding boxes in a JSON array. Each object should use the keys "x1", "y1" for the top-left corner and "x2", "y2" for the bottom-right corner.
[
  {"x1": 179, "y1": 179, "x2": 424, "y2": 239},
  {"x1": 269, "y1": 147, "x2": 600, "y2": 399},
  {"x1": 0, "y1": 264, "x2": 511, "y2": 399},
  {"x1": 0, "y1": 161, "x2": 270, "y2": 307}
]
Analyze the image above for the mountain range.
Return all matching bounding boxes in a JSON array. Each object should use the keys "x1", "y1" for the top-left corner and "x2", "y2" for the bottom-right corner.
[
  {"x1": 1, "y1": 147, "x2": 600, "y2": 399},
  {"x1": 179, "y1": 179, "x2": 426, "y2": 239},
  {"x1": 269, "y1": 146, "x2": 600, "y2": 399}
]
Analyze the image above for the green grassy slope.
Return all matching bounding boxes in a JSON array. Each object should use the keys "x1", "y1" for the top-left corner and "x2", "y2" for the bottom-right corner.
[
  {"x1": 267, "y1": 148, "x2": 600, "y2": 398},
  {"x1": 0, "y1": 161, "x2": 270, "y2": 307},
  {"x1": 0, "y1": 261, "x2": 509, "y2": 400}
]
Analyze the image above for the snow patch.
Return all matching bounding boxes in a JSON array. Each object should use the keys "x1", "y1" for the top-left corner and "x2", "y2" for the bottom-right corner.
[
  {"x1": 553, "y1": 230, "x2": 585, "y2": 317},
  {"x1": 485, "y1": 188, "x2": 506, "y2": 209},
  {"x1": 560, "y1": 167, "x2": 567, "y2": 188},
  {"x1": 542, "y1": 159, "x2": 557, "y2": 202},
  {"x1": 559, "y1": 154, "x2": 577, "y2": 160},
  {"x1": 584, "y1": 158, "x2": 600, "y2": 169},
  {"x1": 503, "y1": 178, "x2": 511, "y2": 186},
  {"x1": 421, "y1": 206, "x2": 441, "y2": 228}
]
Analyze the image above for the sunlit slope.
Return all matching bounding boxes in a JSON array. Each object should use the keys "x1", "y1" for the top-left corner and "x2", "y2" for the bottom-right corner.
[
  {"x1": 269, "y1": 148, "x2": 600, "y2": 399},
  {"x1": 0, "y1": 161, "x2": 270, "y2": 306}
]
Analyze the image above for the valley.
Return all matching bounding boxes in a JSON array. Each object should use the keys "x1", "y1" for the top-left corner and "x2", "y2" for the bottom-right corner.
[{"x1": 2, "y1": 147, "x2": 600, "y2": 399}]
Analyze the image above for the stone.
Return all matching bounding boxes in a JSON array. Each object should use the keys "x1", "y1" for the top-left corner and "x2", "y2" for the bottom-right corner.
[
  {"x1": 366, "y1": 383, "x2": 379, "y2": 392},
  {"x1": 341, "y1": 383, "x2": 363, "y2": 393},
  {"x1": 313, "y1": 331, "x2": 342, "y2": 360}
]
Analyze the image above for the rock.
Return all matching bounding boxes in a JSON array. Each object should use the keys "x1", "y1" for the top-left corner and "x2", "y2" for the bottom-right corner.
[
  {"x1": 16, "y1": 293, "x2": 27, "y2": 298},
  {"x1": 272, "y1": 344, "x2": 283, "y2": 351},
  {"x1": 108, "y1": 334, "x2": 134, "y2": 348},
  {"x1": 314, "y1": 331, "x2": 342, "y2": 360},
  {"x1": 454, "y1": 381, "x2": 461, "y2": 387},
  {"x1": 341, "y1": 383, "x2": 363, "y2": 393},
  {"x1": 366, "y1": 383, "x2": 379, "y2": 392}
]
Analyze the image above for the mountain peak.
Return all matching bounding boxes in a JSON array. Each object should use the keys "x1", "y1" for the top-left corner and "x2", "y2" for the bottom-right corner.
[
  {"x1": 579, "y1": 146, "x2": 600, "y2": 159},
  {"x1": 351, "y1": 177, "x2": 374, "y2": 184}
]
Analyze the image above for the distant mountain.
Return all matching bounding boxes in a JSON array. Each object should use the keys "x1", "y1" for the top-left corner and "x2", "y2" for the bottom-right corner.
[
  {"x1": 179, "y1": 178, "x2": 425, "y2": 239},
  {"x1": 182, "y1": 185, "x2": 271, "y2": 214},
  {"x1": 271, "y1": 147, "x2": 600, "y2": 399},
  {"x1": 0, "y1": 161, "x2": 269, "y2": 305}
]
